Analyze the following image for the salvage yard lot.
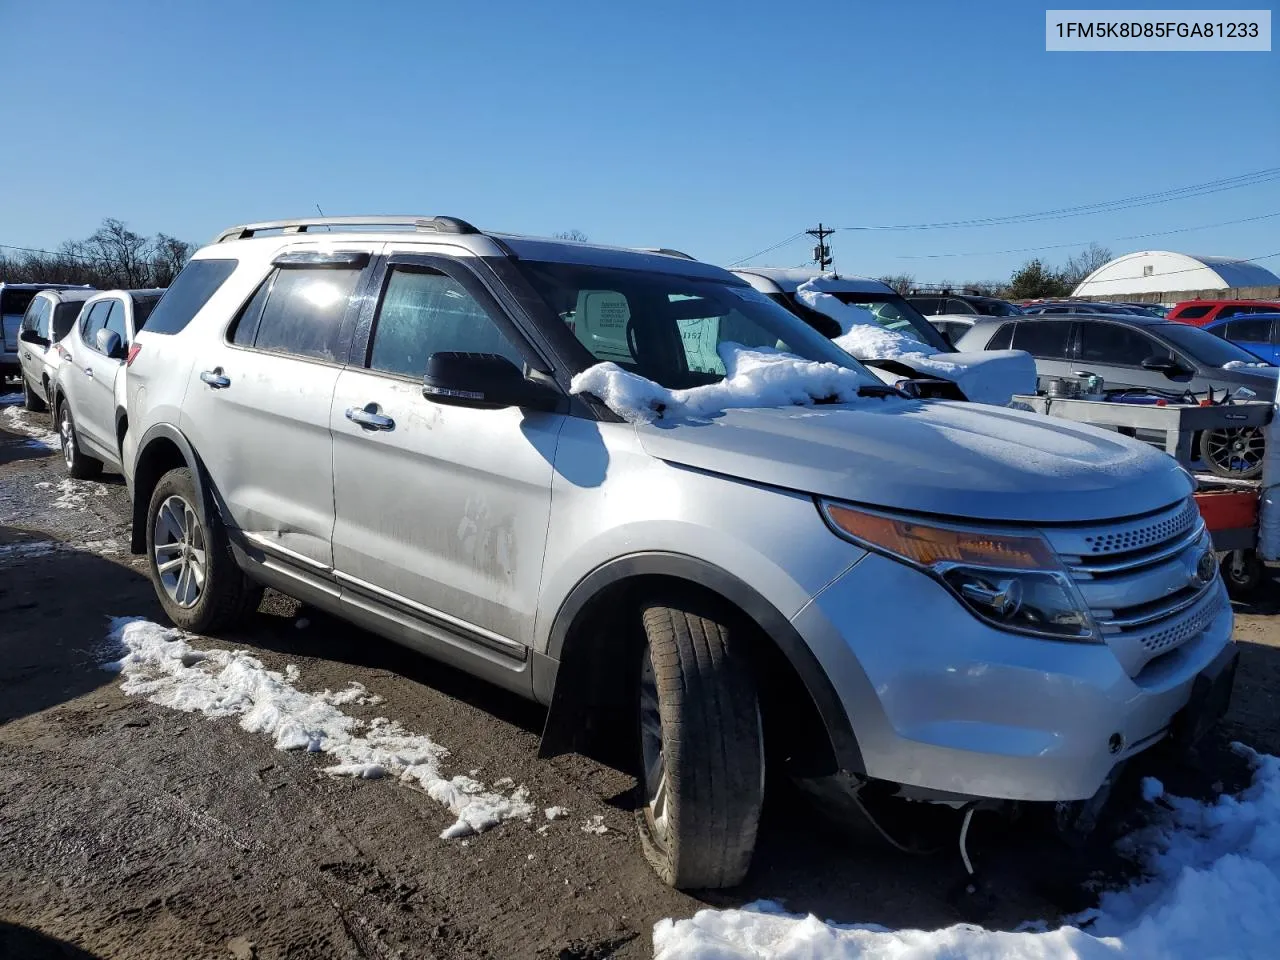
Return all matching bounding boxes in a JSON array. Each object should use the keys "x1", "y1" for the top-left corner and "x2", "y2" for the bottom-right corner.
[{"x1": 4, "y1": 396, "x2": 1280, "y2": 959}]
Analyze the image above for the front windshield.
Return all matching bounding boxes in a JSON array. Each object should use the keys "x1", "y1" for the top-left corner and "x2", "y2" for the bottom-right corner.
[
  {"x1": 516, "y1": 261, "x2": 871, "y2": 389},
  {"x1": 1157, "y1": 322, "x2": 1275, "y2": 367},
  {"x1": 827, "y1": 293, "x2": 952, "y2": 352}
]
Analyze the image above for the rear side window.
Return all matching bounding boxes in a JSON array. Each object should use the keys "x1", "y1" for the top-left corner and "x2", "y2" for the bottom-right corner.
[
  {"x1": 237, "y1": 267, "x2": 361, "y2": 362},
  {"x1": 52, "y1": 302, "x2": 82, "y2": 340},
  {"x1": 131, "y1": 296, "x2": 160, "y2": 331},
  {"x1": 1013, "y1": 320, "x2": 1073, "y2": 359},
  {"x1": 23, "y1": 298, "x2": 51, "y2": 337},
  {"x1": 945, "y1": 298, "x2": 976, "y2": 315},
  {"x1": 1225, "y1": 318, "x2": 1272, "y2": 341},
  {"x1": 985, "y1": 322, "x2": 1015, "y2": 350},
  {"x1": 145, "y1": 259, "x2": 238, "y2": 335},
  {"x1": 1173, "y1": 304, "x2": 1212, "y2": 320}
]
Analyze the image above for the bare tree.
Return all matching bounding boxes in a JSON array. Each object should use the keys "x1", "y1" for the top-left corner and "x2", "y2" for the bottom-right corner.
[
  {"x1": 877, "y1": 273, "x2": 915, "y2": 294},
  {"x1": 1061, "y1": 243, "x2": 1113, "y2": 288},
  {"x1": 553, "y1": 229, "x2": 589, "y2": 242},
  {"x1": 0, "y1": 218, "x2": 196, "y2": 289}
]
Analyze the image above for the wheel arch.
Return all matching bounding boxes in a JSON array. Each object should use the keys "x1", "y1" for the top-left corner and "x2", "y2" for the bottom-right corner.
[
  {"x1": 129, "y1": 424, "x2": 206, "y2": 555},
  {"x1": 537, "y1": 552, "x2": 863, "y2": 778}
]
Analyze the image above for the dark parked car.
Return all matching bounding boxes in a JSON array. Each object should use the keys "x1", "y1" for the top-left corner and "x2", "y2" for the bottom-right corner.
[{"x1": 956, "y1": 313, "x2": 1279, "y2": 477}]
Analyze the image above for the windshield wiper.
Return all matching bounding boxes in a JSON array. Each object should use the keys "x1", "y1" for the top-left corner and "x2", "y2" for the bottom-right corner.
[{"x1": 856, "y1": 383, "x2": 904, "y2": 399}]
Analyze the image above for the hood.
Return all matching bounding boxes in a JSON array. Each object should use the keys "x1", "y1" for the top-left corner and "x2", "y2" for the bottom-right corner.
[
  {"x1": 1211, "y1": 365, "x2": 1278, "y2": 395},
  {"x1": 636, "y1": 400, "x2": 1191, "y2": 523}
]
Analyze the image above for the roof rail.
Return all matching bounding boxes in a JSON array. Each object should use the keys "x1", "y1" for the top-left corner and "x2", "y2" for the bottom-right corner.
[
  {"x1": 212, "y1": 215, "x2": 481, "y2": 244},
  {"x1": 638, "y1": 247, "x2": 698, "y2": 261}
]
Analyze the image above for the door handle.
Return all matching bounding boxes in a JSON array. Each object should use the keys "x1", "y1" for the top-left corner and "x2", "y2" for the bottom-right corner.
[
  {"x1": 200, "y1": 368, "x2": 231, "y2": 389},
  {"x1": 345, "y1": 404, "x2": 395, "y2": 431},
  {"x1": 84, "y1": 366, "x2": 93, "y2": 378}
]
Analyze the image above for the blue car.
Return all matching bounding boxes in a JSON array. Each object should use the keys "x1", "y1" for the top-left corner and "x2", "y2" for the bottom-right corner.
[{"x1": 1203, "y1": 312, "x2": 1280, "y2": 364}]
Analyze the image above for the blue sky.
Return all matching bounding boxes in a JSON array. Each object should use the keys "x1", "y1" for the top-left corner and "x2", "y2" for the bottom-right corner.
[{"x1": 3, "y1": 0, "x2": 1277, "y2": 283}]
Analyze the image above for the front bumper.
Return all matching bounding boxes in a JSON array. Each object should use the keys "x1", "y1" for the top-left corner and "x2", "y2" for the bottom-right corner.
[{"x1": 793, "y1": 551, "x2": 1234, "y2": 802}]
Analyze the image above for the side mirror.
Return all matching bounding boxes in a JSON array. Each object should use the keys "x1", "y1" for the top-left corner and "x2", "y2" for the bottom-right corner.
[
  {"x1": 96, "y1": 328, "x2": 124, "y2": 360},
  {"x1": 19, "y1": 328, "x2": 50, "y2": 348},
  {"x1": 422, "y1": 352, "x2": 562, "y2": 412}
]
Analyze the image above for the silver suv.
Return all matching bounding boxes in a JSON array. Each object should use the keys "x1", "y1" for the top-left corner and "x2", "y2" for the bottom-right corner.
[{"x1": 124, "y1": 216, "x2": 1236, "y2": 889}]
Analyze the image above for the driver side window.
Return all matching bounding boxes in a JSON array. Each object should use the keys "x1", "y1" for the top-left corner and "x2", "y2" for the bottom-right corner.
[{"x1": 367, "y1": 267, "x2": 524, "y2": 379}]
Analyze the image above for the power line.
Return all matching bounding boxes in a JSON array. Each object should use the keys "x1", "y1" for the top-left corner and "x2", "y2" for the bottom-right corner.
[
  {"x1": 838, "y1": 166, "x2": 1280, "y2": 232},
  {"x1": 0, "y1": 241, "x2": 119, "y2": 265},
  {"x1": 896, "y1": 210, "x2": 1280, "y2": 261},
  {"x1": 726, "y1": 231, "x2": 808, "y2": 268},
  {"x1": 727, "y1": 166, "x2": 1280, "y2": 267}
]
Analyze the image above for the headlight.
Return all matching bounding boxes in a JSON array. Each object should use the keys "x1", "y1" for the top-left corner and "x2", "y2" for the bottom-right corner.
[{"x1": 819, "y1": 500, "x2": 1097, "y2": 642}]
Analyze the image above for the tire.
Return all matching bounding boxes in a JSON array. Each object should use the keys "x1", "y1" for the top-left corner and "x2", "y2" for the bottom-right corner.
[
  {"x1": 1199, "y1": 426, "x2": 1264, "y2": 480},
  {"x1": 635, "y1": 596, "x2": 764, "y2": 889},
  {"x1": 1221, "y1": 549, "x2": 1266, "y2": 600},
  {"x1": 145, "y1": 467, "x2": 263, "y2": 633},
  {"x1": 57, "y1": 402, "x2": 102, "y2": 480},
  {"x1": 22, "y1": 376, "x2": 47, "y2": 413}
]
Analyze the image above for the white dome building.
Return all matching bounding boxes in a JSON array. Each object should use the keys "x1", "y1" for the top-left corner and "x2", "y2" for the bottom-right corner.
[{"x1": 1072, "y1": 251, "x2": 1280, "y2": 298}]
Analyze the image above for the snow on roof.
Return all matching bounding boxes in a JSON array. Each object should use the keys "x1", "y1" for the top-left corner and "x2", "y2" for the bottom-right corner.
[
  {"x1": 733, "y1": 267, "x2": 893, "y2": 295},
  {"x1": 654, "y1": 743, "x2": 1280, "y2": 959},
  {"x1": 1074, "y1": 251, "x2": 1280, "y2": 296},
  {"x1": 569, "y1": 342, "x2": 877, "y2": 424}
]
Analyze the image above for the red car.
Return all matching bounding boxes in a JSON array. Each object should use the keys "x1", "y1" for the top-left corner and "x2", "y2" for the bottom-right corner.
[{"x1": 1168, "y1": 299, "x2": 1280, "y2": 326}]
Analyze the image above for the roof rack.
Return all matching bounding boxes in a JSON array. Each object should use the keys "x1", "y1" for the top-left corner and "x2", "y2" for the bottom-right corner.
[
  {"x1": 638, "y1": 247, "x2": 697, "y2": 260},
  {"x1": 212, "y1": 216, "x2": 480, "y2": 244}
]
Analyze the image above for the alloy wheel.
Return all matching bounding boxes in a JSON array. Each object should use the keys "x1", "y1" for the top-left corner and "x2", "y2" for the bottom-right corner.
[
  {"x1": 59, "y1": 408, "x2": 76, "y2": 471},
  {"x1": 639, "y1": 647, "x2": 670, "y2": 851},
  {"x1": 1204, "y1": 426, "x2": 1265, "y2": 476},
  {"x1": 153, "y1": 495, "x2": 207, "y2": 608}
]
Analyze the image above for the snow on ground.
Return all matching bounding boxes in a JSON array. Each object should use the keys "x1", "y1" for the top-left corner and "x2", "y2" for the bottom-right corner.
[
  {"x1": 41, "y1": 477, "x2": 109, "y2": 511},
  {"x1": 0, "y1": 537, "x2": 121, "y2": 564},
  {"x1": 654, "y1": 743, "x2": 1280, "y2": 959},
  {"x1": 102, "y1": 618, "x2": 534, "y2": 838},
  {"x1": 570, "y1": 342, "x2": 876, "y2": 424},
  {"x1": 795, "y1": 278, "x2": 1036, "y2": 405},
  {"x1": 0, "y1": 398, "x2": 60, "y2": 450}
]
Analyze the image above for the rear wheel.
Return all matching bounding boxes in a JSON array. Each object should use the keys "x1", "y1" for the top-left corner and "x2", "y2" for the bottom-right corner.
[
  {"x1": 58, "y1": 402, "x2": 102, "y2": 479},
  {"x1": 635, "y1": 597, "x2": 764, "y2": 889},
  {"x1": 22, "y1": 376, "x2": 47, "y2": 413},
  {"x1": 146, "y1": 467, "x2": 262, "y2": 633}
]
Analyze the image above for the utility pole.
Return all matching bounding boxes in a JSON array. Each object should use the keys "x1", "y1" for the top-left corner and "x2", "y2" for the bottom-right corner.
[{"x1": 807, "y1": 223, "x2": 834, "y2": 271}]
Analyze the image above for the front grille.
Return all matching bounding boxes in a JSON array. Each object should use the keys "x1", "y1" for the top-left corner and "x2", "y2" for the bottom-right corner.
[{"x1": 1043, "y1": 498, "x2": 1223, "y2": 675}]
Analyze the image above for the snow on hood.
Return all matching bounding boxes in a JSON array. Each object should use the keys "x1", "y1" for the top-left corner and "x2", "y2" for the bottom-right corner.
[
  {"x1": 569, "y1": 342, "x2": 880, "y2": 424},
  {"x1": 796, "y1": 277, "x2": 1036, "y2": 405},
  {"x1": 636, "y1": 401, "x2": 1186, "y2": 523},
  {"x1": 654, "y1": 743, "x2": 1280, "y2": 959},
  {"x1": 1223, "y1": 360, "x2": 1279, "y2": 374}
]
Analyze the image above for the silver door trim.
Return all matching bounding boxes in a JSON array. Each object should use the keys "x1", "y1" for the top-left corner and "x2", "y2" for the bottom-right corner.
[
  {"x1": 334, "y1": 569, "x2": 526, "y2": 655},
  {"x1": 242, "y1": 531, "x2": 333, "y2": 573}
]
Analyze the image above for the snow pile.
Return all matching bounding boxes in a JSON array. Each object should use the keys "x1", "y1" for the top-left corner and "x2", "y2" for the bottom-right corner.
[
  {"x1": 1, "y1": 401, "x2": 60, "y2": 450},
  {"x1": 103, "y1": 618, "x2": 534, "y2": 838},
  {"x1": 544, "y1": 806, "x2": 569, "y2": 820},
  {"x1": 796, "y1": 278, "x2": 1036, "y2": 405},
  {"x1": 570, "y1": 342, "x2": 873, "y2": 424},
  {"x1": 49, "y1": 477, "x2": 108, "y2": 511},
  {"x1": 1223, "y1": 360, "x2": 1277, "y2": 372},
  {"x1": 580, "y1": 815, "x2": 608, "y2": 834},
  {"x1": 654, "y1": 743, "x2": 1280, "y2": 959}
]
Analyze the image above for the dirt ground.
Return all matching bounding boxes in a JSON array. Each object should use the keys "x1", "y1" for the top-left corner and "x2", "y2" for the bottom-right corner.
[{"x1": 4, "y1": 397, "x2": 1280, "y2": 960}]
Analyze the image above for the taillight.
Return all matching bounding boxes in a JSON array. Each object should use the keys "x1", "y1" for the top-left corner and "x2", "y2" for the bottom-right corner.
[{"x1": 126, "y1": 343, "x2": 142, "y2": 366}]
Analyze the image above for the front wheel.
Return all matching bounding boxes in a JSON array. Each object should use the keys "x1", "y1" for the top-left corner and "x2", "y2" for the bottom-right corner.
[
  {"x1": 58, "y1": 402, "x2": 102, "y2": 479},
  {"x1": 1200, "y1": 426, "x2": 1265, "y2": 480},
  {"x1": 146, "y1": 467, "x2": 262, "y2": 633},
  {"x1": 636, "y1": 597, "x2": 765, "y2": 889}
]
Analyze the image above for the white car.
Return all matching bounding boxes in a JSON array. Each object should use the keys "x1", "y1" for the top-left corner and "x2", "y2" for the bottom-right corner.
[
  {"x1": 15, "y1": 288, "x2": 96, "y2": 411},
  {"x1": 51, "y1": 288, "x2": 164, "y2": 477}
]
